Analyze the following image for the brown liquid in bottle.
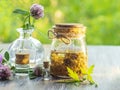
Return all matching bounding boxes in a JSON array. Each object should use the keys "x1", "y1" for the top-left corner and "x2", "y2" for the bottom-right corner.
[{"x1": 15, "y1": 53, "x2": 29, "y2": 65}]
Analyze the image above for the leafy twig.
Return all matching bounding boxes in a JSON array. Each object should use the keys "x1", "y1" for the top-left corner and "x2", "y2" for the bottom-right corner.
[
  {"x1": 13, "y1": 4, "x2": 44, "y2": 30},
  {"x1": 58, "y1": 65, "x2": 98, "y2": 87},
  {"x1": 13, "y1": 9, "x2": 32, "y2": 30},
  {"x1": 2, "y1": 51, "x2": 15, "y2": 71},
  {"x1": 67, "y1": 67, "x2": 80, "y2": 81}
]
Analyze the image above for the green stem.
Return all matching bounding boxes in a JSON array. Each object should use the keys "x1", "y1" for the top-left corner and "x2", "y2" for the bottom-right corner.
[
  {"x1": 29, "y1": 14, "x2": 31, "y2": 26},
  {"x1": 23, "y1": 13, "x2": 31, "y2": 29},
  {"x1": 24, "y1": 15, "x2": 29, "y2": 24}
]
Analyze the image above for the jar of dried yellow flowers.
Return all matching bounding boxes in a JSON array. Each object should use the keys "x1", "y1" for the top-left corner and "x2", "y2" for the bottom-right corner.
[{"x1": 48, "y1": 23, "x2": 87, "y2": 78}]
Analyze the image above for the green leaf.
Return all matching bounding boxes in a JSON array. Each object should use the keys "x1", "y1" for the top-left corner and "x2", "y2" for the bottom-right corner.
[
  {"x1": 4, "y1": 51, "x2": 9, "y2": 61},
  {"x1": 81, "y1": 65, "x2": 95, "y2": 75},
  {"x1": 95, "y1": 84, "x2": 98, "y2": 88},
  {"x1": 11, "y1": 66, "x2": 15, "y2": 70},
  {"x1": 2, "y1": 59, "x2": 7, "y2": 64},
  {"x1": 87, "y1": 75, "x2": 94, "y2": 83},
  {"x1": 28, "y1": 69, "x2": 37, "y2": 79},
  {"x1": 67, "y1": 67, "x2": 79, "y2": 81},
  {"x1": 88, "y1": 65, "x2": 94, "y2": 74},
  {"x1": 13, "y1": 9, "x2": 29, "y2": 15},
  {"x1": 81, "y1": 68, "x2": 87, "y2": 75}
]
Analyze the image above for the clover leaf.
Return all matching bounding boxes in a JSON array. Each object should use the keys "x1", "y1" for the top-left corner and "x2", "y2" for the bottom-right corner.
[
  {"x1": 13, "y1": 9, "x2": 29, "y2": 15},
  {"x1": 4, "y1": 51, "x2": 9, "y2": 61}
]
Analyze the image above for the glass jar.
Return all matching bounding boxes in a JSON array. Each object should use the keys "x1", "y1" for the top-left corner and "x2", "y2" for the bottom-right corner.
[
  {"x1": 48, "y1": 23, "x2": 87, "y2": 78},
  {"x1": 8, "y1": 28, "x2": 44, "y2": 69}
]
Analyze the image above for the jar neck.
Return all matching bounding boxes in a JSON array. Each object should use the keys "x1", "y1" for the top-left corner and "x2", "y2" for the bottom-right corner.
[
  {"x1": 56, "y1": 32, "x2": 85, "y2": 38},
  {"x1": 17, "y1": 28, "x2": 34, "y2": 39}
]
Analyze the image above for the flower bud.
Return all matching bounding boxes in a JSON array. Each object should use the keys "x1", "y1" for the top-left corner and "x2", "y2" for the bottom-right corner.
[
  {"x1": 0, "y1": 65, "x2": 11, "y2": 80},
  {"x1": 30, "y1": 4, "x2": 44, "y2": 19},
  {"x1": 33, "y1": 66, "x2": 42, "y2": 76}
]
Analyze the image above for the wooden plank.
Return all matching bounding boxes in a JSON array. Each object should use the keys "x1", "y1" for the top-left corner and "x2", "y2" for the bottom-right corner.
[{"x1": 0, "y1": 44, "x2": 120, "y2": 90}]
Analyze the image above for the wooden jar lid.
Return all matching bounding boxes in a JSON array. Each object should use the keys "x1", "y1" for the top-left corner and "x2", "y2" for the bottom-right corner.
[
  {"x1": 52, "y1": 23, "x2": 86, "y2": 38},
  {"x1": 55, "y1": 23, "x2": 84, "y2": 28}
]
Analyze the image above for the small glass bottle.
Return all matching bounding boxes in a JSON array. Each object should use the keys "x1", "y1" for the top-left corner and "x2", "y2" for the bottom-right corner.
[
  {"x1": 43, "y1": 61, "x2": 50, "y2": 80},
  {"x1": 48, "y1": 23, "x2": 87, "y2": 78},
  {"x1": 8, "y1": 28, "x2": 44, "y2": 75}
]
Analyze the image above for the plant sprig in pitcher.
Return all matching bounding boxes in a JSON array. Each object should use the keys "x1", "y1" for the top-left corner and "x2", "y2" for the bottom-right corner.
[{"x1": 13, "y1": 4, "x2": 44, "y2": 30}]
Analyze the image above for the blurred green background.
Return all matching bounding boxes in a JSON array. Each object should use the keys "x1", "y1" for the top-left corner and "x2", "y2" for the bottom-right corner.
[{"x1": 0, "y1": 0, "x2": 120, "y2": 45}]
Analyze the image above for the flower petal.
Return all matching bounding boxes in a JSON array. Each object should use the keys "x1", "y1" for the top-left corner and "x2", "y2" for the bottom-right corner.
[{"x1": 0, "y1": 54, "x2": 3, "y2": 64}]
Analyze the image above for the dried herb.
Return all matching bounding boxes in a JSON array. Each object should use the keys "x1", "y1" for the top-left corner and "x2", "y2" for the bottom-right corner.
[{"x1": 50, "y1": 51, "x2": 87, "y2": 76}]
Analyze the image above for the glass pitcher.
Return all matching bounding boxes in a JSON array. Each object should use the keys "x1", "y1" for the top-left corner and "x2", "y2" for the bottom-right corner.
[{"x1": 8, "y1": 28, "x2": 44, "y2": 69}]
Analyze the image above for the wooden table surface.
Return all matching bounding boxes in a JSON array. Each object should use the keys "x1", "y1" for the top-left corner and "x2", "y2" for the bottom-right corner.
[{"x1": 0, "y1": 44, "x2": 120, "y2": 90}]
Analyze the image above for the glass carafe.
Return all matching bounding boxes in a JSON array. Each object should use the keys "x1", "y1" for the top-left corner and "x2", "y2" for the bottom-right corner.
[
  {"x1": 48, "y1": 23, "x2": 87, "y2": 78},
  {"x1": 8, "y1": 28, "x2": 44, "y2": 69}
]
